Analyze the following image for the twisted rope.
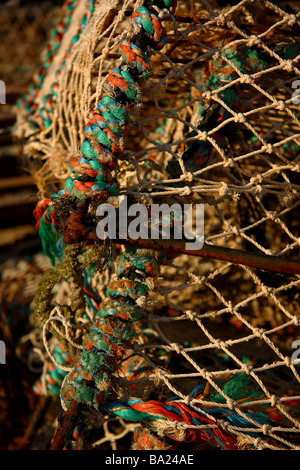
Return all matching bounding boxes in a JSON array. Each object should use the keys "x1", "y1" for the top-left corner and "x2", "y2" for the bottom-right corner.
[{"x1": 61, "y1": 248, "x2": 161, "y2": 409}]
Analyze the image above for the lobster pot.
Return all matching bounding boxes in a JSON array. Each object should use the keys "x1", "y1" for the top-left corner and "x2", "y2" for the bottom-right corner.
[{"x1": 15, "y1": 0, "x2": 300, "y2": 451}]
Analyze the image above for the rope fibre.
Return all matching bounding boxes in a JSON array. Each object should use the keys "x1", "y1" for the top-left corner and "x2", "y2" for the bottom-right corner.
[{"x1": 14, "y1": 0, "x2": 300, "y2": 452}]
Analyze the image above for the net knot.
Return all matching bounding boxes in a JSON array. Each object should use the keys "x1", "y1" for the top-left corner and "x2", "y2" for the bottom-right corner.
[
  {"x1": 234, "y1": 113, "x2": 246, "y2": 124},
  {"x1": 170, "y1": 342, "x2": 183, "y2": 354},
  {"x1": 226, "y1": 397, "x2": 236, "y2": 410},
  {"x1": 197, "y1": 130, "x2": 208, "y2": 140},
  {"x1": 232, "y1": 225, "x2": 241, "y2": 236},
  {"x1": 253, "y1": 327, "x2": 265, "y2": 339},
  {"x1": 214, "y1": 339, "x2": 225, "y2": 349},
  {"x1": 136, "y1": 295, "x2": 147, "y2": 307},
  {"x1": 276, "y1": 100, "x2": 286, "y2": 111},
  {"x1": 262, "y1": 424, "x2": 271, "y2": 435},
  {"x1": 262, "y1": 143, "x2": 274, "y2": 154},
  {"x1": 254, "y1": 184, "x2": 263, "y2": 195},
  {"x1": 154, "y1": 367, "x2": 168, "y2": 387},
  {"x1": 270, "y1": 395, "x2": 279, "y2": 407},
  {"x1": 239, "y1": 75, "x2": 253, "y2": 85},
  {"x1": 282, "y1": 59, "x2": 294, "y2": 72},
  {"x1": 253, "y1": 437, "x2": 261, "y2": 448},
  {"x1": 173, "y1": 68, "x2": 183, "y2": 78},
  {"x1": 262, "y1": 285, "x2": 274, "y2": 296},
  {"x1": 180, "y1": 172, "x2": 193, "y2": 183},
  {"x1": 241, "y1": 363, "x2": 253, "y2": 375},
  {"x1": 212, "y1": 50, "x2": 221, "y2": 61},
  {"x1": 250, "y1": 174, "x2": 263, "y2": 184},
  {"x1": 180, "y1": 185, "x2": 193, "y2": 196},
  {"x1": 284, "y1": 356, "x2": 292, "y2": 367},
  {"x1": 293, "y1": 315, "x2": 300, "y2": 327},
  {"x1": 219, "y1": 182, "x2": 229, "y2": 196},
  {"x1": 248, "y1": 35, "x2": 261, "y2": 47},
  {"x1": 287, "y1": 14, "x2": 297, "y2": 26},
  {"x1": 202, "y1": 90, "x2": 212, "y2": 101},
  {"x1": 216, "y1": 14, "x2": 226, "y2": 26},
  {"x1": 223, "y1": 159, "x2": 235, "y2": 168},
  {"x1": 266, "y1": 210, "x2": 277, "y2": 221},
  {"x1": 186, "y1": 310, "x2": 197, "y2": 321},
  {"x1": 183, "y1": 394, "x2": 192, "y2": 407}
]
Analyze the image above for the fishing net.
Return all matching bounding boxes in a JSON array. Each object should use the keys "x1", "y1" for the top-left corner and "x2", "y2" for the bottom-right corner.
[{"x1": 13, "y1": 0, "x2": 300, "y2": 450}]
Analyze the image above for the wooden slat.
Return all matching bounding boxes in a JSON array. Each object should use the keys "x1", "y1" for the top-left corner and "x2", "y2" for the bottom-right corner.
[{"x1": 0, "y1": 175, "x2": 36, "y2": 191}]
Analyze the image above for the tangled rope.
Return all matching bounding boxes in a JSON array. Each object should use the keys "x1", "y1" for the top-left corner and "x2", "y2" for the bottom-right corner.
[
  {"x1": 101, "y1": 373, "x2": 276, "y2": 451},
  {"x1": 61, "y1": 248, "x2": 161, "y2": 410}
]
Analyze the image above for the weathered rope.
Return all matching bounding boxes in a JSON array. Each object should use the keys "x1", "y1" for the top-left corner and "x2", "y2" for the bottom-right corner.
[
  {"x1": 61, "y1": 247, "x2": 161, "y2": 409},
  {"x1": 100, "y1": 373, "x2": 277, "y2": 450}
]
